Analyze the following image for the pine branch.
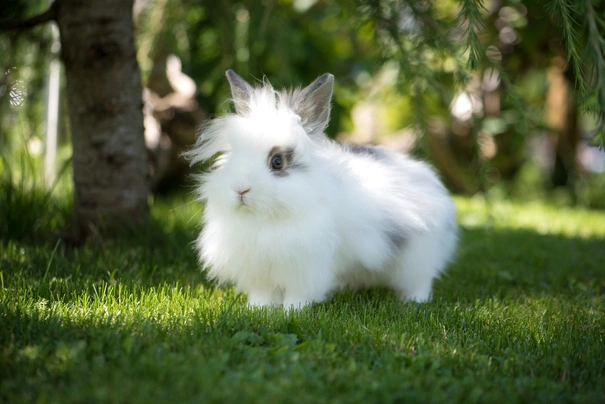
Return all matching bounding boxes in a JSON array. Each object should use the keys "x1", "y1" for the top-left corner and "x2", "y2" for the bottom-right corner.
[
  {"x1": 497, "y1": 65, "x2": 529, "y2": 136},
  {"x1": 544, "y1": 0, "x2": 585, "y2": 92},
  {"x1": 0, "y1": 2, "x2": 57, "y2": 31},
  {"x1": 456, "y1": 0, "x2": 487, "y2": 70},
  {"x1": 583, "y1": 0, "x2": 605, "y2": 149}
]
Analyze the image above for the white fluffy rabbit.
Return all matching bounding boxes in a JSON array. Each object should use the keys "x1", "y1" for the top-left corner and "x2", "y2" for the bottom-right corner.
[{"x1": 185, "y1": 70, "x2": 458, "y2": 308}]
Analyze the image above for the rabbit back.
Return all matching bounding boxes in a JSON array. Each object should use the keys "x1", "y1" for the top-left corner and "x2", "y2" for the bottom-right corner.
[{"x1": 320, "y1": 142, "x2": 458, "y2": 295}]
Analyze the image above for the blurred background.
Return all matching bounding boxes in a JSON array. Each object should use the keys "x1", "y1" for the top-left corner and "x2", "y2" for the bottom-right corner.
[{"x1": 1, "y1": 0, "x2": 604, "y2": 220}]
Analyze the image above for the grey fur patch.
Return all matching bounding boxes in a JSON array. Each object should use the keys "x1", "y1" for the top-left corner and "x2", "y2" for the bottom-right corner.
[
  {"x1": 348, "y1": 144, "x2": 386, "y2": 160},
  {"x1": 289, "y1": 161, "x2": 308, "y2": 171},
  {"x1": 384, "y1": 223, "x2": 406, "y2": 250}
]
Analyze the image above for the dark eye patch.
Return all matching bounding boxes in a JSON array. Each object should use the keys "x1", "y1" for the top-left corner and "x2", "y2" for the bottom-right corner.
[{"x1": 267, "y1": 146, "x2": 301, "y2": 177}]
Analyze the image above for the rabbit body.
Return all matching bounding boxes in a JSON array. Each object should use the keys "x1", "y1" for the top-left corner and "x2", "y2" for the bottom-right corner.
[{"x1": 186, "y1": 71, "x2": 457, "y2": 308}]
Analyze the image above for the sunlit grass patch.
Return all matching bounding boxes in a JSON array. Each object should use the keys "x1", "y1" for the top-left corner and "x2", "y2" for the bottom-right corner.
[{"x1": 456, "y1": 196, "x2": 605, "y2": 237}]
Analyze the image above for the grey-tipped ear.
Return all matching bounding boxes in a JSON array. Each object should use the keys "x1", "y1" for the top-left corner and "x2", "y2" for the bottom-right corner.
[
  {"x1": 226, "y1": 70, "x2": 254, "y2": 115},
  {"x1": 295, "y1": 73, "x2": 334, "y2": 135}
]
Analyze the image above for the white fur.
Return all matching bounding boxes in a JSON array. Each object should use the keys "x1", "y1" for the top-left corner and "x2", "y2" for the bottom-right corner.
[{"x1": 185, "y1": 71, "x2": 458, "y2": 308}]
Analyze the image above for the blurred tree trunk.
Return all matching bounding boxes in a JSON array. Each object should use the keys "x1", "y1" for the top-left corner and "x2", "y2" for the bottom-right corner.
[
  {"x1": 426, "y1": 120, "x2": 478, "y2": 194},
  {"x1": 144, "y1": 52, "x2": 206, "y2": 194},
  {"x1": 56, "y1": 0, "x2": 149, "y2": 235},
  {"x1": 546, "y1": 58, "x2": 581, "y2": 190}
]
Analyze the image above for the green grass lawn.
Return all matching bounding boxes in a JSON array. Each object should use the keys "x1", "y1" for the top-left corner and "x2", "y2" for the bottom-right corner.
[{"x1": 1, "y1": 195, "x2": 604, "y2": 403}]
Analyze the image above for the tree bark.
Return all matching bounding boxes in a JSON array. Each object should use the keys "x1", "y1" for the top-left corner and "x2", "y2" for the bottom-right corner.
[
  {"x1": 56, "y1": 0, "x2": 149, "y2": 234},
  {"x1": 546, "y1": 58, "x2": 581, "y2": 190}
]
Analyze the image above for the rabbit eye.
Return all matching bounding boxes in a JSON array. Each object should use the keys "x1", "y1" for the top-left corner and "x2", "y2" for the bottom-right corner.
[
  {"x1": 270, "y1": 154, "x2": 284, "y2": 170},
  {"x1": 267, "y1": 146, "x2": 297, "y2": 176}
]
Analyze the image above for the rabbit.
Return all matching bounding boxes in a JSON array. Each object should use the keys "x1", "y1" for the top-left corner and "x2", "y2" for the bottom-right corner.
[{"x1": 184, "y1": 70, "x2": 458, "y2": 308}]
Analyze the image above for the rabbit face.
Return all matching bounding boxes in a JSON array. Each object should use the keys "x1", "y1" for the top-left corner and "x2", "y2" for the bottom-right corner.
[
  {"x1": 201, "y1": 111, "x2": 318, "y2": 220},
  {"x1": 189, "y1": 70, "x2": 335, "y2": 222}
]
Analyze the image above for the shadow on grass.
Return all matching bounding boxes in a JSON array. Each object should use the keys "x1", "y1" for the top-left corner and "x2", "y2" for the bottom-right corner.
[
  {"x1": 0, "y1": 176, "x2": 71, "y2": 244},
  {"x1": 436, "y1": 226, "x2": 605, "y2": 302},
  {"x1": 2, "y1": 272, "x2": 604, "y2": 404}
]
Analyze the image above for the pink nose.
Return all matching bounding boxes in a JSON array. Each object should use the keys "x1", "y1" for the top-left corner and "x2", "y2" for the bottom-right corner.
[{"x1": 237, "y1": 189, "x2": 250, "y2": 202}]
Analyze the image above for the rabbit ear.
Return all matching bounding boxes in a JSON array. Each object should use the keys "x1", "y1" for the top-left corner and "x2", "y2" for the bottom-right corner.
[
  {"x1": 295, "y1": 73, "x2": 334, "y2": 135},
  {"x1": 226, "y1": 70, "x2": 254, "y2": 115}
]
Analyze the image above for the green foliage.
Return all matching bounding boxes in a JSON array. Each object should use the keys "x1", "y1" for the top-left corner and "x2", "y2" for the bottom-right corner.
[
  {"x1": 2, "y1": 0, "x2": 604, "y2": 207},
  {"x1": 1, "y1": 195, "x2": 605, "y2": 402},
  {"x1": 582, "y1": 0, "x2": 605, "y2": 148},
  {"x1": 0, "y1": 0, "x2": 51, "y2": 140},
  {"x1": 0, "y1": 0, "x2": 47, "y2": 26},
  {"x1": 351, "y1": 0, "x2": 466, "y2": 138},
  {"x1": 540, "y1": 0, "x2": 605, "y2": 148},
  {"x1": 355, "y1": 0, "x2": 605, "y2": 148},
  {"x1": 545, "y1": 0, "x2": 584, "y2": 90},
  {"x1": 136, "y1": 0, "x2": 380, "y2": 136},
  {"x1": 457, "y1": 0, "x2": 487, "y2": 70}
]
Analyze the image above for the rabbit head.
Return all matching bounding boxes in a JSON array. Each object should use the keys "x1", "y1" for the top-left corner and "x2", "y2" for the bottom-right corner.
[{"x1": 185, "y1": 71, "x2": 335, "y2": 220}]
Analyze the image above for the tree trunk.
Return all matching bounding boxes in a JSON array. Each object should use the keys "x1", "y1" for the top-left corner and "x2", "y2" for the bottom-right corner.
[
  {"x1": 56, "y1": 0, "x2": 149, "y2": 234},
  {"x1": 546, "y1": 57, "x2": 581, "y2": 190}
]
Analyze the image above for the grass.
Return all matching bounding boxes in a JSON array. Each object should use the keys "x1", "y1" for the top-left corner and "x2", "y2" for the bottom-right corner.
[{"x1": 1, "y1": 191, "x2": 605, "y2": 403}]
